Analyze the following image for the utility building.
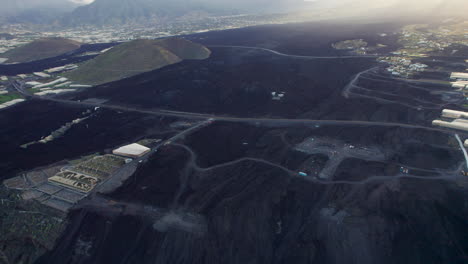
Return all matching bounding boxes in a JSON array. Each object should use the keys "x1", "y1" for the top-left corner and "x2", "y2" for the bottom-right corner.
[
  {"x1": 113, "y1": 143, "x2": 151, "y2": 158},
  {"x1": 451, "y1": 72, "x2": 468, "y2": 81},
  {"x1": 441, "y1": 109, "x2": 468, "y2": 119},
  {"x1": 33, "y1": 72, "x2": 51, "y2": 78},
  {"x1": 452, "y1": 81, "x2": 468, "y2": 89},
  {"x1": 433, "y1": 109, "x2": 468, "y2": 132},
  {"x1": 432, "y1": 120, "x2": 468, "y2": 131}
]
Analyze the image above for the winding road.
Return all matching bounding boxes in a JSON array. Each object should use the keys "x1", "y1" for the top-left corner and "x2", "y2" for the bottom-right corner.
[
  {"x1": 172, "y1": 143, "x2": 462, "y2": 186},
  {"x1": 455, "y1": 134, "x2": 468, "y2": 170},
  {"x1": 173, "y1": 143, "x2": 296, "y2": 175},
  {"x1": 208, "y1": 45, "x2": 380, "y2": 59},
  {"x1": 8, "y1": 55, "x2": 466, "y2": 188},
  {"x1": 10, "y1": 79, "x2": 459, "y2": 136}
]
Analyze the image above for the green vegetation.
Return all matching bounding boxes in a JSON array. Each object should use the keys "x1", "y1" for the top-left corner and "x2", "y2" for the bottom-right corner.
[
  {"x1": 64, "y1": 38, "x2": 211, "y2": 85},
  {"x1": 0, "y1": 186, "x2": 66, "y2": 264},
  {"x1": 332, "y1": 39, "x2": 367, "y2": 50},
  {"x1": 3, "y1": 37, "x2": 81, "y2": 63},
  {"x1": 72, "y1": 155, "x2": 127, "y2": 179},
  {"x1": 69, "y1": 153, "x2": 100, "y2": 165},
  {"x1": 27, "y1": 88, "x2": 41, "y2": 94},
  {"x1": 0, "y1": 93, "x2": 21, "y2": 104},
  {"x1": 397, "y1": 22, "x2": 468, "y2": 56}
]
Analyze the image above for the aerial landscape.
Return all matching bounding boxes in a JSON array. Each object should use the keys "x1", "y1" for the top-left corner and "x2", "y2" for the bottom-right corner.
[{"x1": 0, "y1": 0, "x2": 467, "y2": 263}]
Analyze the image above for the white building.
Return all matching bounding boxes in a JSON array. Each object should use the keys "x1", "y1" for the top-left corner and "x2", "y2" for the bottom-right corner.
[
  {"x1": 113, "y1": 143, "x2": 150, "y2": 158},
  {"x1": 452, "y1": 81, "x2": 468, "y2": 89},
  {"x1": 0, "y1": 99, "x2": 25, "y2": 109},
  {"x1": 451, "y1": 72, "x2": 468, "y2": 81},
  {"x1": 33, "y1": 72, "x2": 51, "y2": 78},
  {"x1": 34, "y1": 89, "x2": 75, "y2": 96},
  {"x1": 54, "y1": 81, "x2": 72, "y2": 88},
  {"x1": 433, "y1": 109, "x2": 468, "y2": 132},
  {"x1": 45, "y1": 64, "x2": 78, "y2": 73},
  {"x1": 432, "y1": 120, "x2": 468, "y2": 131},
  {"x1": 70, "y1": 84, "x2": 92, "y2": 88},
  {"x1": 25, "y1": 81, "x2": 43, "y2": 87},
  {"x1": 32, "y1": 77, "x2": 68, "y2": 89},
  {"x1": 441, "y1": 109, "x2": 468, "y2": 119}
]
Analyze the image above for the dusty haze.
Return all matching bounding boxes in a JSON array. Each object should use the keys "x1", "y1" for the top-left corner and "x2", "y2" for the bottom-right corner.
[
  {"x1": 1, "y1": 0, "x2": 467, "y2": 20},
  {"x1": 302, "y1": 0, "x2": 468, "y2": 20}
]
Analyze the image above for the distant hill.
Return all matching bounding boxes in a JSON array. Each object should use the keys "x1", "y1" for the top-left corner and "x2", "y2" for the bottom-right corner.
[
  {"x1": 61, "y1": 0, "x2": 312, "y2": 26},
  {"x1": 0, "y1": 0, "x2": 81, "y2": 25},
  {"x1": 0, "y1": 33, "x2": 15, "y2": 40},
  {"x1": 0, "y1": 0, "x2": 313, "y2": 27},
  {"x1": 2, "y1": 38, "x2": 81, "y2": 63},
  {"x1": 64, "y1": 38, "x2": 211, "y2": 85},
  {"x1": 0, "y1": 0, "x2": 78, "y2": 16},
  {"x1": 63, "y1": 0, "x2": 223, "y2": 26}
]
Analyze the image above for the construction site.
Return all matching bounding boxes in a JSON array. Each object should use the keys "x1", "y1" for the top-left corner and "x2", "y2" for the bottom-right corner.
[{"x1": 3, "y1": 143, "x2": 153, "y2": 212}]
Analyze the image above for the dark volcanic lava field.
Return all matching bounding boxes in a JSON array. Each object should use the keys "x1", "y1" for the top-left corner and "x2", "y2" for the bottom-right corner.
[
  {"x1": 36, "y1": 122, "x2": 468, "y2": 264},
  {"x1": 65, "y1": 21, "x2": 464, "y2": 127},
  {"x1": 72, "y1": 47, "x2": 377, "y2": 118},
  {"x1": 0, "y1": 100, "x2": 179, "y2": 178},
  {"x1": 0, "y1": 21, "x2": 468, "y2": 264}
]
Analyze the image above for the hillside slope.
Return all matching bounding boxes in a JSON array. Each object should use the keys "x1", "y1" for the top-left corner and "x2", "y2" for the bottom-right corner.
[
  {"x1": 2, "y1": 38, "x2": 81, "y2": 63},
  {"x1": 64, "y1": 38, "x2": 211, "y2": 85},
  {"x1": 63, "y1": 0, "x2": 218, "y2": 26},
  {"x1": 62, "y1": 0, "x2": 314, "y2": 26}
]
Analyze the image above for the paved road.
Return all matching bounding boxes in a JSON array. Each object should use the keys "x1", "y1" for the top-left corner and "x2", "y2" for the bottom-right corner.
[
  {"x1": 173, "y1": 143, "x2": 462, "y2": 186},
  {"x1": 308, "y1": 173, "x2": 462, "y2": 185},
  {"x1": 342, "y1": 67, "x2": 380, "y2": 98},
  {"x1": 174, "y1": 143, "x2": 296, "y2": 175},
  {"x1": 94, "y1": 120, "x2": 211, "y2": 195},
  {"x1": 7, "y1": 59, "x2": 465, "y2": 216},
  {"x1": 10, "y1": 79, "x2": 458, "y2": 135},
  {"x1": 455, "y1": 134, "x2": 468, "y2": 170},
  {"x1": 207, "y1": 45, "x2": 468, "y2": 61},
  {"x1": 32, "y1": 187, "x2": 77, "y2": 205},
  {"x1": 208, "y1": 45, "x2": 380, "y2": 59}
]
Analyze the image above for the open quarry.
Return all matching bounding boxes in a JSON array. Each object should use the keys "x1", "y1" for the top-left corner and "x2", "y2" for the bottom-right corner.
[{"x1": 295, "y1": 137, "x2": 387, "y2": 179}]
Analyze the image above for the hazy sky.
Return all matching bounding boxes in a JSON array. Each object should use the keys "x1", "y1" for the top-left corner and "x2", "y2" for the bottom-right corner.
[
  {"x1": 2, "y1": 0, "x2": 468, "y2": 18},
  {"x1": 299, "y1": 0, "x2": 468, "y2": 19},
  {"x1": 73, "y1": 0, "x2": 468, "y2": 16},
  {"x1": 69, "y1": 0, "x2": 95, "y2": 4}
]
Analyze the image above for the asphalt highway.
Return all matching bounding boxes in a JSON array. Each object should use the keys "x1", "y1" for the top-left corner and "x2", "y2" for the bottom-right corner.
[
  {"x1": 207, "y1": 45, "x2": 380, "y2": 59},
  {"x1": 10, "y1": 79, "x2": 458, "y2": 136}
]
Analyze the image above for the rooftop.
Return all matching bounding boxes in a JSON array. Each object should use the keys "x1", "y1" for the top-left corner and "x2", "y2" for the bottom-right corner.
[{"x1": 113, "y1": 143, "x2": 151, "y2": 158}]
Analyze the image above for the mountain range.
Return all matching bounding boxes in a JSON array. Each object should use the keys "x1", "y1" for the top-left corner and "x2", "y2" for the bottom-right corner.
[
  {"x1": 0, "y1": 0, "x2": 79, "y2": 16},
  {"x1": 63, "y1": 0, "x2": 226, "y2": 26},
  {"x1": 1, "y1": 0, "x2": 313, "y2": 27},
  {"x1": 1, "y1": 0, "x2": 467, "y2": 27}
]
